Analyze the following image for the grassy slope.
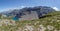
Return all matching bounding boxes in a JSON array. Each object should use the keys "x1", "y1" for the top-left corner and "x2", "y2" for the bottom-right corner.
[{"x1": 0, "y1": 11, "x2": 60, "y2": 31}]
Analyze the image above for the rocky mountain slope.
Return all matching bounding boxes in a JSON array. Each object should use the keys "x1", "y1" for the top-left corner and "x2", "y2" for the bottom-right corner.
[
  {"x1": 0, "y1": 11, "x2": 60, "y2": 31},
  {"x1": 1, "y1": 6, "x2": 55, "y2": 16}
]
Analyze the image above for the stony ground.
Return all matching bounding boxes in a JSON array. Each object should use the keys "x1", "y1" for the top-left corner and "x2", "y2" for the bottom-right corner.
[{"x1": 0, "y1": 11, "x2": 60, "y2": 31}]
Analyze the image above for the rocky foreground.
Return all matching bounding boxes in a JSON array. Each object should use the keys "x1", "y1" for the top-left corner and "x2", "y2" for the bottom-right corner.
[{"x1": 0, "y1": 11, "x2": 60, "y2": 31}]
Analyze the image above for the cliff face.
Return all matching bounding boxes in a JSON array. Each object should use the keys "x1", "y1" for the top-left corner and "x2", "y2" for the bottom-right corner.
[{"x1": 19, "y1": 11, "x2": 39, "y2": 20}]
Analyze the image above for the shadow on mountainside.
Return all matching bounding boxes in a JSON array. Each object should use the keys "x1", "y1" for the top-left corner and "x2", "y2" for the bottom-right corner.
[{"x1": 39, "y1": 15, "x2": 52, "y2": 19}]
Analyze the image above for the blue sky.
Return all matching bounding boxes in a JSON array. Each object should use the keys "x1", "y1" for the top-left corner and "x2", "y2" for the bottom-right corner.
[{"x1": 0, "y1": 0, "x2": 60, "y2": 12}]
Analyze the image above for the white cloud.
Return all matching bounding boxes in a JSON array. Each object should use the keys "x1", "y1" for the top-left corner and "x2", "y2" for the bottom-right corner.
[
  {"x1": 0, "y1": 6, "x2": 32, "y2": 12},
  {"x1": 0, "y1": 6, "x2": 26, "y2": 12},
  {"x1": 52, "y1": 7, "x2": 59, "y2": 11},
  {"x1": 20, "y1": 6, "x2": 26, "y2": 8}
]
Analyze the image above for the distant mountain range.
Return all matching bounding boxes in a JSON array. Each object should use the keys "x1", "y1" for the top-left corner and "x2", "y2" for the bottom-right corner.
[{"x1": 1, "y1": 6, "x2": 56, "y2": 17}]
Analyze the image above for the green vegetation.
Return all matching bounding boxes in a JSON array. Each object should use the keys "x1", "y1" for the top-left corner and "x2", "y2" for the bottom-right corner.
[{"x1": 0, "y1": 11, "x2": 60, "y2": 31}]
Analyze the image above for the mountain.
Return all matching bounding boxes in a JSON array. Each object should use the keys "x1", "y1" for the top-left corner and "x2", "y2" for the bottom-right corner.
[{"x1": 1, "y1": 6, "x2": 55, "y2": 17}]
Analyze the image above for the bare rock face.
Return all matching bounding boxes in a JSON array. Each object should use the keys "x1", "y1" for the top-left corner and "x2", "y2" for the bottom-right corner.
[{"x1": 13, "y1": 6, "x2": 55, "y2": 20}]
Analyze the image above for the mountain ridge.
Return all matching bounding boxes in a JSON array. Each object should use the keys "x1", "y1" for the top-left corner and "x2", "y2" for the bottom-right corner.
[{"x1": 1, "y1": 6, "x2": 55, "y2": 16}]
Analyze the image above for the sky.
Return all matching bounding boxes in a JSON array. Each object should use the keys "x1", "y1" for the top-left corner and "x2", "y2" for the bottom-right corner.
[{"x1": 0, "y1": 0, "x2": 60, "y2": 12}]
